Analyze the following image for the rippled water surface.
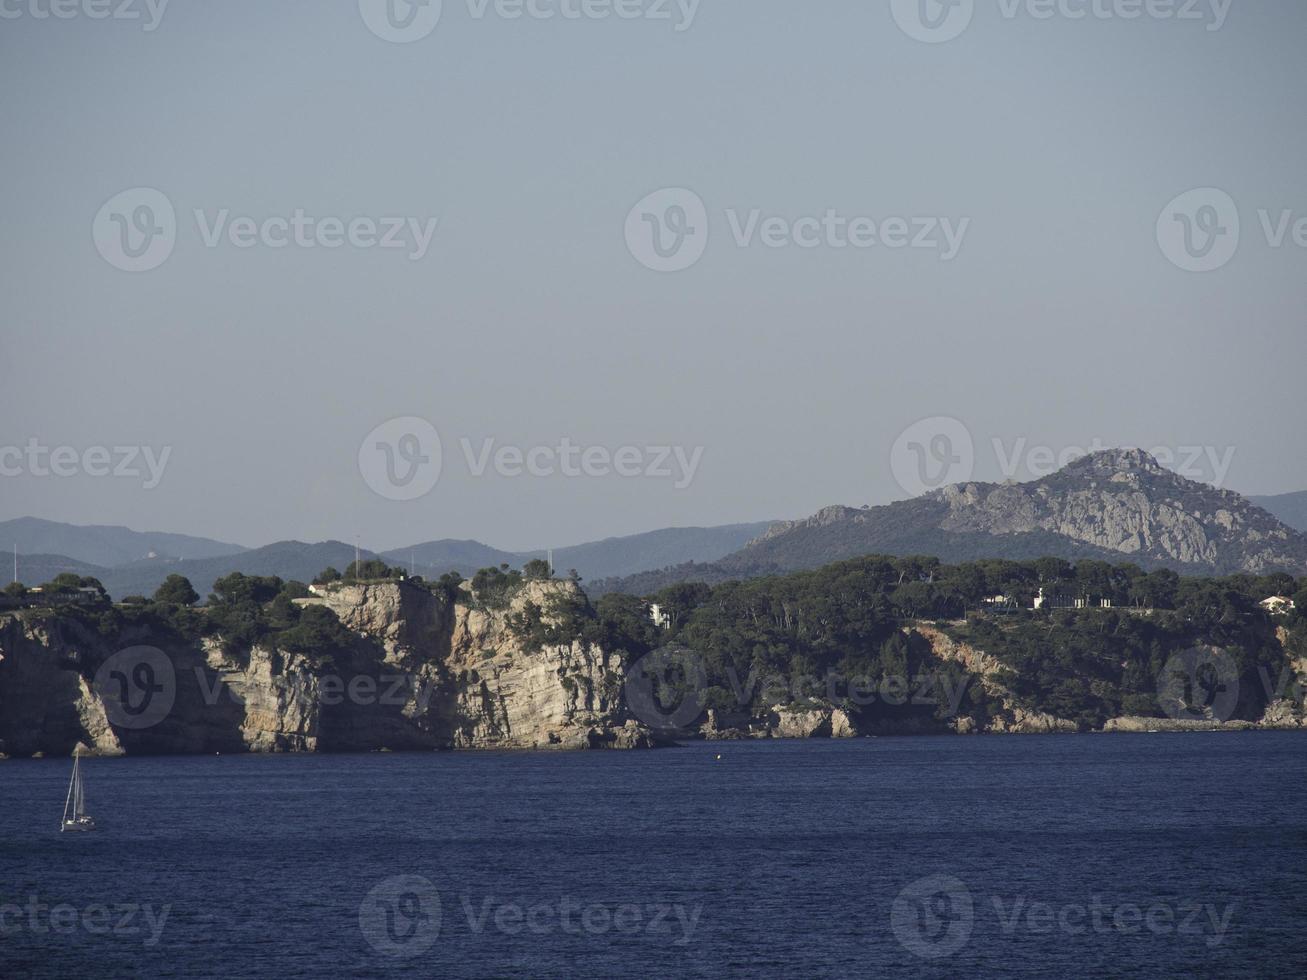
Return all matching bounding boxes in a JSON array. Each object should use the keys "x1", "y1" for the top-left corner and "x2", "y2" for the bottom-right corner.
[{"x1": 2, "y1": 734, "x2": 1304, "y2": 978}]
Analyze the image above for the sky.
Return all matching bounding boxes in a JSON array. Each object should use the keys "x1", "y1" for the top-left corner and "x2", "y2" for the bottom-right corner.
[{"x1": 2, "y1": 0, "x2": 1305, "y2": 552}]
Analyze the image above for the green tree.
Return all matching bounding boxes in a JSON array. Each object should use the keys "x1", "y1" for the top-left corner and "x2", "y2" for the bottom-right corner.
[
  {"x1": 280, "y1": 580, "x2": 311, "y2": 600},
  {"x1": 436, "y1": 571, "x2": 465, "y2": 602},
  {"x1": 210, "y1": 572, "x2": 283, "y2": 606},
  {"x1": 313, "y1": 566, "x2": 342, "y2": 586},
  {"x1": 153, "y1": 574, "x2": 199, "y2": 606},
  {"x1": 522, "y1": 559, "x2": 553, "y2": 580},
  {"x1": 48, "y1": 573, "x2": 85, "y2": 592},
  {"x1": 345, "y1": 558, "x2": 395, "y2": 582}
]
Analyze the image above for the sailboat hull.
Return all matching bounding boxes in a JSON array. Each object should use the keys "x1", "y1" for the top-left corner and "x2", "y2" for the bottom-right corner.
[{"x1": 61, "y1": 817, "x2": 96, "y2": 832}]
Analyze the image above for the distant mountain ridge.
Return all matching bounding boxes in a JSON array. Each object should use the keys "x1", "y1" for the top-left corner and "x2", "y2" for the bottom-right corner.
[
  {"x1": 379, "y1": 523, "x2": 776, "y2": 582},
  {"x1": 4, "y1": 520, "x2": 775, "y2": 600},
  {"x1": 1251, "y1": 491, "x2": 1307, "y2": 534},
  {"x1": 0, "y1": 517, "x2": 246, "y2": 567},
  {"x1": 592, "y1": 449, "x2": 1307, "y2": 595},
  {"x1": 12, "y1": 458, "x2": 1303, "y2": 602}
]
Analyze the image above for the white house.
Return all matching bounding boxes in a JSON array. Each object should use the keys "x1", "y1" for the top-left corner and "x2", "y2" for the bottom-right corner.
[
  {"x1": 1260, "y1": 596, "x2": 1296, "y2": 616},
  {"x1": 649, "y1": 603, "x2": 671, "y2": 629},
  {"x1": 1034, "y1": 588, "x2": 1112, "y2": 611}
]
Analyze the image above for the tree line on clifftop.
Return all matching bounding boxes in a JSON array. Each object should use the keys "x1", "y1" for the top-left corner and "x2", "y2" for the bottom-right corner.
[{"x1": 10, "y1": 555, "x2": 1305, "y2": 730}]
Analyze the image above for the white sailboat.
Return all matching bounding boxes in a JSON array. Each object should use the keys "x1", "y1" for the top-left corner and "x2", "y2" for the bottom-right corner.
[{"x1": 61, "y1": 749, "x2": 96, "y2": 832}]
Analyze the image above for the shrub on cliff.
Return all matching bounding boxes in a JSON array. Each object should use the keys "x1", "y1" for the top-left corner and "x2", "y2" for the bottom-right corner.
[
  {"x1": 434, "y1": 571, "x2": 464, "y2": 603},
  {"x1": 522, "y1": 559, "x2": 553, "y2": 581},
  {"x1": 470, "y1": 565, "x2": 523, "y2": 609},
  {"x1": 274, "y1": 604, "x2": 352, "y2": 667},
  {"x1": 344, "y1": 559, "x2": 402, "y2": 583}
]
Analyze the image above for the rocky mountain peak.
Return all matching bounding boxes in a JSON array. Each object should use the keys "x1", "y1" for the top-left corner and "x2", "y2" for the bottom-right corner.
[{"x1": 1064, "y1": 447, "x2": 1167, "y2": 477}]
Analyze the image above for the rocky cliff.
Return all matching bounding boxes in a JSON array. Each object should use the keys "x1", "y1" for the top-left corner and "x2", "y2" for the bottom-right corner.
[
  {"x1": 688, "y1": 620, "x2": 1306, "y2": 740},
  {"x1": 0, "y1": 580, "x2": 655, "y2": 758},
  {"x1": 5, "y1": 576, "x2": 1303, "y2": 757},
  {"x1": 594, "y1": 449, "x2": 1307, "y2": 595},
  {"x1": 931, "y1": 449, "x2": 1307, "y2": 574}
]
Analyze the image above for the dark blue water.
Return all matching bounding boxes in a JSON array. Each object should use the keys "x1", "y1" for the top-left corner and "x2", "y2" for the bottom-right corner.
[{"x1": 2, "y1": 734, "x2": 1304, "y2": 978}]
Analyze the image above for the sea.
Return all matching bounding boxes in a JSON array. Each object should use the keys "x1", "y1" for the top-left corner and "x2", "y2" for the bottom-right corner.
[{"x1": 1, "y1": 733, "x2": 1304, "y2": 978}]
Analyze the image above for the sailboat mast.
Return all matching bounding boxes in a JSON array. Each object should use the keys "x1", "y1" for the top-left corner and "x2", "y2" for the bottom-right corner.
[{"x1": 63, "y1": 752, "x2": 77, "y2": 823}]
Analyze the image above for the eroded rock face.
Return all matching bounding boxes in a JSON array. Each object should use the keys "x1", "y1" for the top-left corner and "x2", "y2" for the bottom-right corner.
[
  {"x1": 770, "y1": 706, "x2": 833, "y2": 739},
  {"x1": 0, "y1": 616, "x2": 123, "y2": 757},
  {"x1": 203, "y1": 638, "x2": 323, "y2": 752},
  {"x1": 907, "y1": 623, "x2": 1080, "y2": 734},
  {"x1": 1100, "y1": 716, "x2": 1258, "y2": 733},
  {"x1": 443, "y1": 582, "x2": 641, "y2": 750},
  {"x1": 764, "y1": 705, "x2": 859, "y2": 739},
  {"x1": 0, "y1": 580, "x2": 655, "y2": 757},
  {"x1": 933, "y1": 449, "x2": 1306, "y2": 574},
  {"x1": 717, "y1": 449, "x2": 1307, "y2": 584}
]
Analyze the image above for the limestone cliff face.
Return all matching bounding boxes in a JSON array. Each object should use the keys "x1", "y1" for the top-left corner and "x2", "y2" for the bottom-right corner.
[
  {"x1": 446, "y1": 587, "x2": 642, "y2": 749},
  {"x1": 308, "y1": 580, "x2": 650, "y2": 750},
  {"x1": 909, "y1": 621, "x2": 1307, "y2": 734},
  {"x1": 905, "y1": 624, "x2": 1078, "y2": 734},
  {"x1": 690, "y1": 620, "x2": 1306, "y2": 740},
  {"x1": 0, "y1": 616, "x2": 124, "y2": 757},
  {"x1": 933, "y1": 449, "x2": 1307, "y2": 574},
  {"x1": 0, "y1": 580, "x2": 654, "y2": 758}
]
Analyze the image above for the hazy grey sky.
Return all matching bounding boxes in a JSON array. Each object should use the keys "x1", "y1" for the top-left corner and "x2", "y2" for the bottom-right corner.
[{"x1": 2, "y1": 0, "x2": 1305, "y2": 552}]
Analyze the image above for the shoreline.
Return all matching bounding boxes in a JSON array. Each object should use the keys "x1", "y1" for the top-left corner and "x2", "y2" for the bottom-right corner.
[{"x1": 7, "y1": 722, "x2": 1307, "y2": 762}]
